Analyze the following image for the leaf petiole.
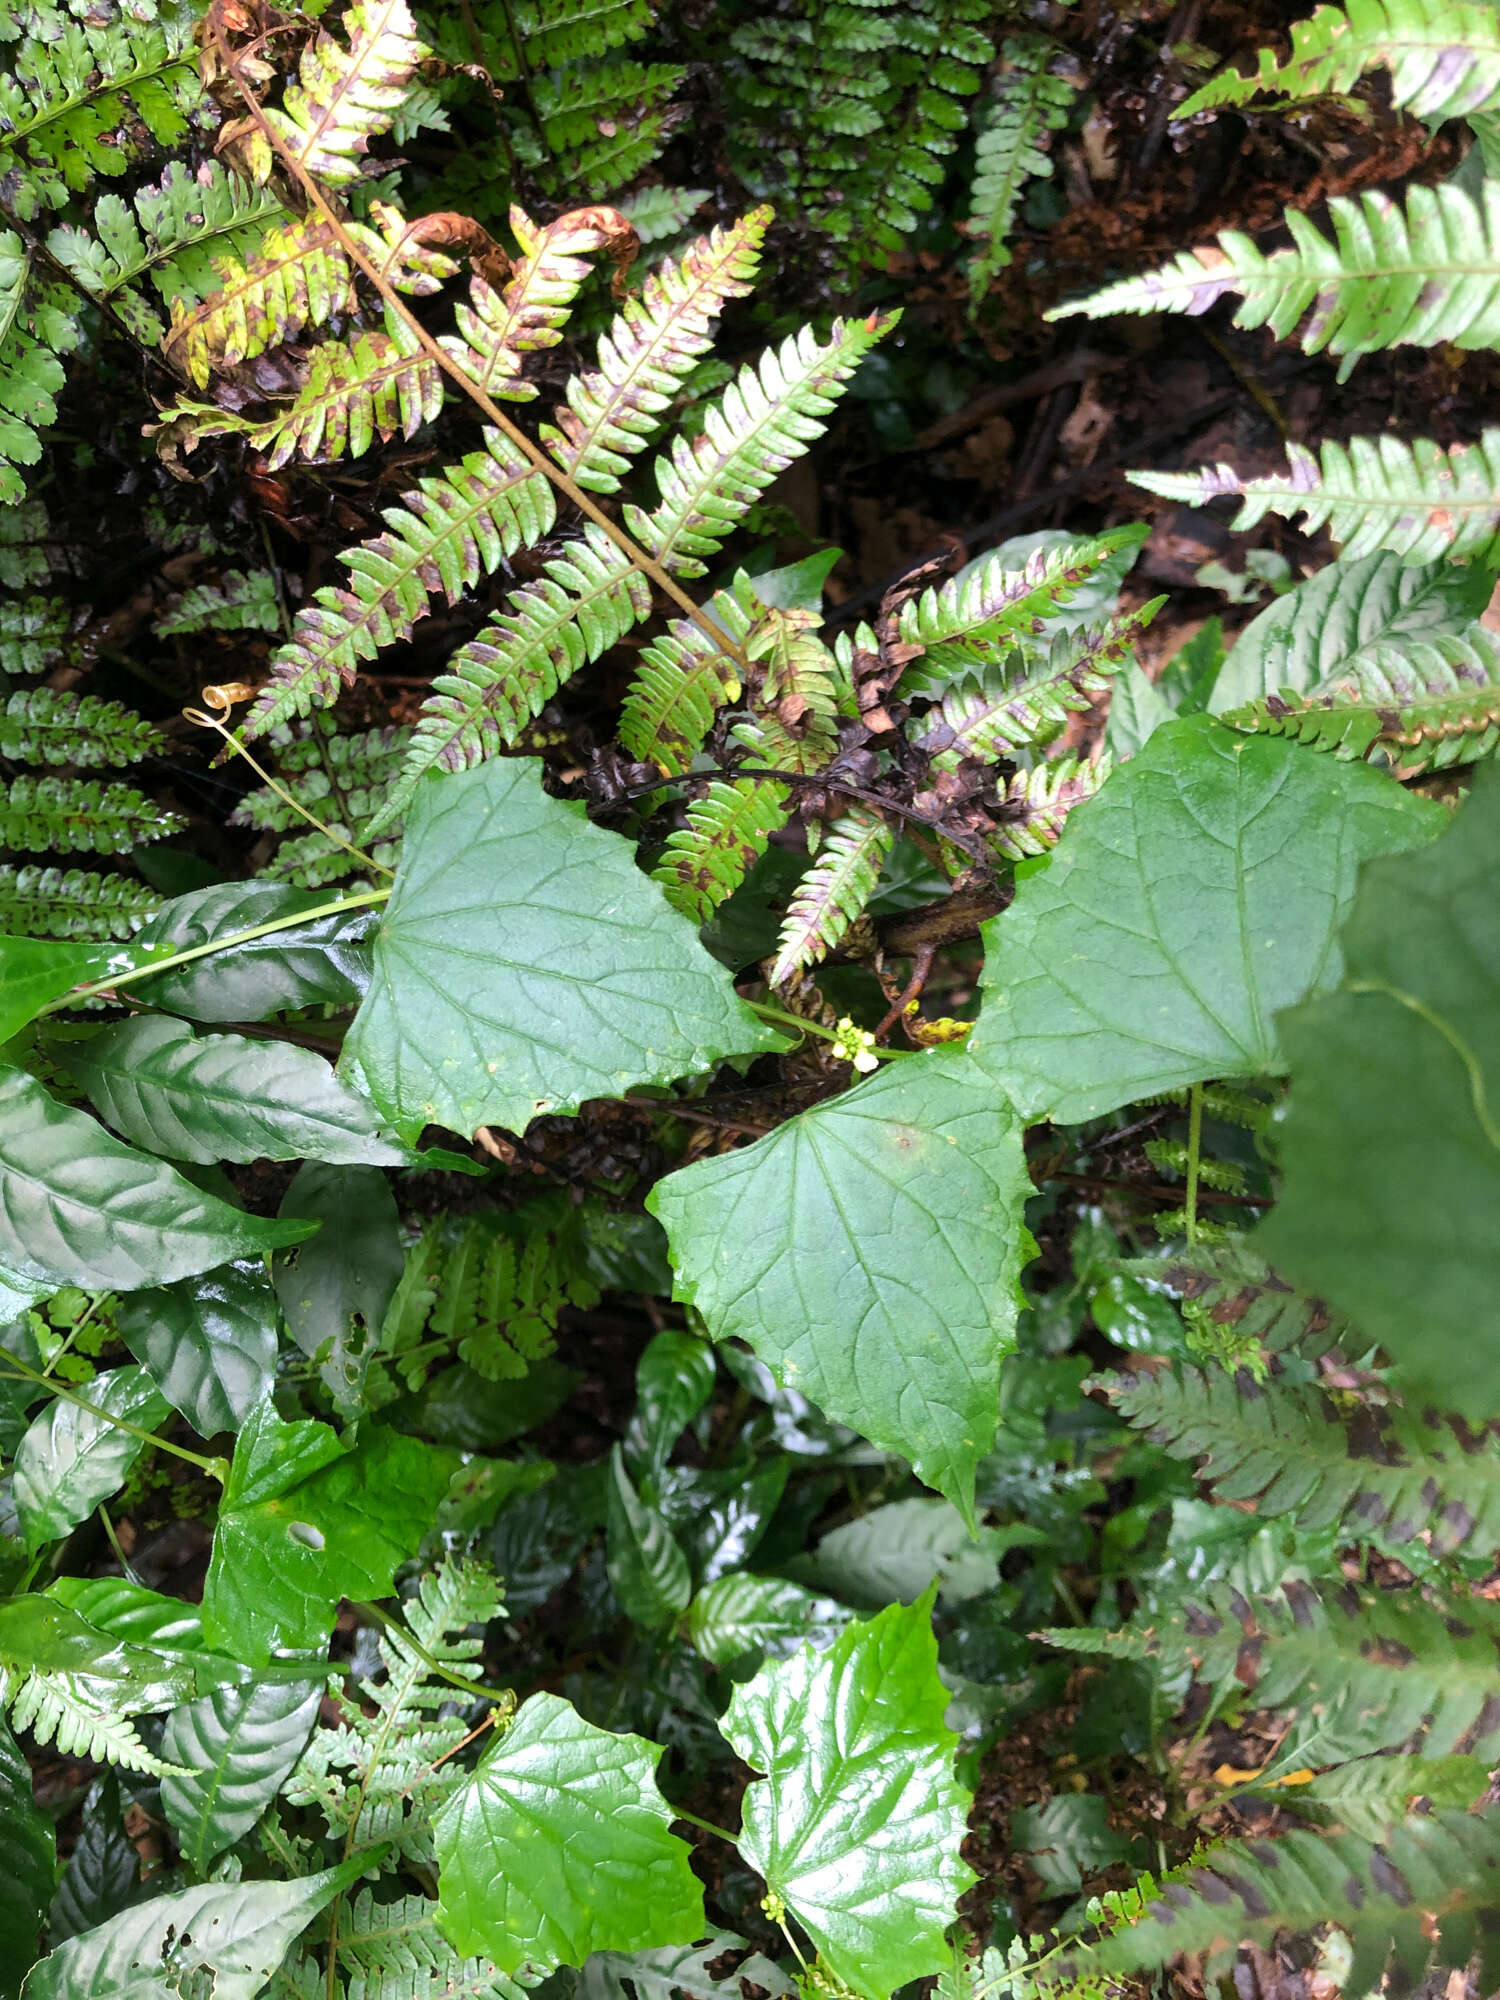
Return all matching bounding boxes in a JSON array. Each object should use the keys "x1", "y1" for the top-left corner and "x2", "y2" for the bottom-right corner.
[{"x1": 747, "y1": 998, "x2": 917, "y2": 1057}]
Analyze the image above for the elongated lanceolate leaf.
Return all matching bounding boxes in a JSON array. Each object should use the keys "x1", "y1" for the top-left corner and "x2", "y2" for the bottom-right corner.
[
  {"x1": 0, "y1": 936, "x2": 110, "y2": 1044},
  {"x1": 1258, "y1": 763, "x2": 1500, "y2": 1417},
  {"x1": 274, "y1": 1163, "x2": 404, "y2": 1414},
  {"x1": 161, "y1": 1674, "x2": 325, "y2": 1871},
  {"x1": 126, "y1": 881, "x2": 374, "y2": 1022},
  {"x1": 624, "y1": 1327, "x2": 716, "y2": 1486},
  {"x1": 0, "y1": 1713, "x2": 51, "y2": 2000},
  {"x1": 116, "y1": 1260, "x2": 278, "y2": 1437},
  {"x1": 58, "y1": 1016, "x2": 412, "y2": 1166},
  {"x1": 686, "y1": 1574, "x2": 849, "y2": 1666},
  {"x1": 13, "y1": 1366, "x2": 169, "y2": 1553},
  {"x1": 20, "y1": 1856, "x2": 369, "y2": 2000},
  {"x1": 720, "y1": 1593, "x2": 973, "y2": 1999},
  {"x1": 201, "y1": 1400, "x2": 456, "y2": 1663},
  {"x1": 341, "y1": 759, "x2": 782, "y2": 1140},
  {"x1": 650, "y1": 1050, "x2": 1033, "y2": 1526},
  {"x1": 434, "y1": 1691, "x2": 704, "y2": 1973},
  {"x1": 605, "y1": 1445, "x2": 691, "y2": 1629},
  {"x1": 0, "y1": 1067, "x2": 313, "y2": 1291},
  {"x1": 968, "y1": 715, "x2": 1445, "y2": 1122}
]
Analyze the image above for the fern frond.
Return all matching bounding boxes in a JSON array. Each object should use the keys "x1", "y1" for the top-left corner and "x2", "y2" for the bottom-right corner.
[
  {"x1": 443, "y1": 205, "x2": 625, "y2": 400},
  {"x1": 1106, "y1": 1364, "x2": 1500, "y2": 1552},
  {"x1": 0, "y1": 11, "x2": 200, "y2": 221},
  {"x1": 627, "y1": 312, "x2": 896, "y2": 577},
  {"x1": 454, "y1": 0, "x2": 654, "y2": 76},
  {"x1": 747, "y1": 606, "x2": 843, "y2": 768},
  {"x1": 1053, "y1": 183, "x2": 1500, "y2": 372},
  {"x1": 232, "y1": 723, "x2": 411, "y2": 833},
  {"x1": 918, "y1": 611, "x2": 1150, "y2": 767},
  {"x1": 1180, "y1": 0, "x2": 1500, "y2": 120},
  {"x1": 164, "y1": 207, "x2": 454, "y2": 389},
  {"x1": 615, "y1": 184, "x2": 710, "y2": 244},
  {"x1": 264, "y1": 0, "x2": 430, "y2": 190},
  {"x1": 541, "y1": 208, "x2": 769, "y2": 494},
  {"x1": 6, "y1": 1668, "x2": 190, "y2": 1778},
  {"x1": 1121, "y1": 1239, "x2": 1354, "y2": 1358},
  {"x1": 337, "y1": 1890, "x2": 537, "y2": 2000},
  {"x1": 967, "y1": 36, "x2": 1077, "y2": 299},
  {"x1": 1131, "y1": 429, "x2": 1500, "y2": 562},
  {"x1": 1054, "y1": 1812, "x2": 1500, "y2": 1991},
  {"x1": 527, "y1": 60, "x2": 686, "y2": 198},
  {"x1": 618, "y1": 585, "x2": 755, "y2": 775},
  {"x1": 0, "y1": 775, "x2": 183, "y2": 853},
  {"x1": 0, "y1": 497, "x2": 49, "y2": 586},
  {"x1": 1284, "y1": 1753, "x2": 1487, "y2": 1840},
  {"x1": 896, "y1": 526, "x2": 1146, "y2": 693},
  {"x1": 1223, "y1": 628, "x2": 1500, "y2": 769},
  {"x1": 259, "y1": 827, "x2": 403, "y2": 889},
  {"x1": 770, "y1": 808, "x2": 894, "y2": 986},
  {"x1": 0, "y1": 594, "x2": 76, "y2": 673},
  {"x1": 0, "y1": 688, "x2": 165, "y2": 767},
  {"x1": 0, "y1": 862, "x2": 160, "y2": 939},
  {"x1": 250, "y1": 314, "x2": 443, "y2": 469},
  {"x1": 0, "y1": 229, "x2": 81, "y2": 502},
  {"x1": 991, "y1": 753, "x2": 1110, "y2": 859},
  {"x1": 651, "y1": 776, "x2": 792, "y2": 924},
  {"x1": 155, "y1": 567, "x2": 281, "y2": 635},
  {"x1": 242, "y1": 432, "x2": 554, "y2": 738},
  {"x1": 381, "y1": 525, "x2": 650, "y2": 820}
]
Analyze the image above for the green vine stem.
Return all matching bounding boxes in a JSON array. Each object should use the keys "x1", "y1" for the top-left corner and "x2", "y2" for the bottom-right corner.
[
  {"x1": 1184, "y1": 1081, "x2": 1203, "y2": 1245},
  {"x1": 0, "y1": 1351, "x2": 229, "y2": 1481}
]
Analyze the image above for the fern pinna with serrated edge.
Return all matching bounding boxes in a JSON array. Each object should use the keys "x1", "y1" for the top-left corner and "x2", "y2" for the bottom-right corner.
[
  {"x1": 0, "y1": 863, "x2": 160, "y2": 939},
  {"x1": 441, "y1": 206, "x2": 624, "y2": 400},
  {"x1": 0, "y1": 593, "x2": 76, "y2": 674},
  {"x1": 991, "y1": 753, "x2": 1110, "y2": 859},
  {"x1": 155, "y1": 568, "x2": 280, "y2": 636},
  {"x1": 0, "y1": 776, "x2": 183, "y2": 854},
  {"x1": 0, "y1": 689, "x2": 165, "y2": 767},
  {"x1": 652, "y1": 776, "x2": 792, "y2": 924},
  {"x1": 1105, "y1": 1363, "x2": 1500, "y2": 1552},
  {"x1": 1122, "y1": 1236, "x2": 1354, "y2": 1358},
  {"x1": 1052, "y1": 182, "x2": 1500, "y2": 374},
  {"x1": 527, "y1": 60, "x2": 686, "y2": 200},
  {"x1": 1132, "y1": 429, "x2": 1500, "y2": 562},
  {"x1": 540, "y1": 207, "x2": 769, "y2": 491},
  {"x1": 619, "y1": 582, "x2": 756, "y2": 775},
  {"x1": 771, "y1": 808, "x2": 895, "y2": 987},
  {"x1": 334, "y1": 1890, "x2": 539, "y2": 2000},
  {"x1": 262, "y1": 0, "x2": 430, "y2": 190},
  {"x1": 1180, "y1": 0, "x2": 1500, "y2": 119},
  {"x1": 0, "y1": 229, "x2": 82, "y2": 503},
  {"x1": 5, "y1": 1664, "x2": 191, "y2": 1780},
  {"x1": 967, "y1": 37, "x2": 1077, "y2": 300},
  {"x1": 1223, "y1": 627, "x2": 1500, "y2": 768},
  {"x1": 1052, "y1": 1811, "x2": 1500, "y2": 1993}
]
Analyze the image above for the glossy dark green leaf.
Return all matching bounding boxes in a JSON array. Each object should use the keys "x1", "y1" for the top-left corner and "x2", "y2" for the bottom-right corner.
[
  {"x1": 576, "y1": 1936, "x2": 794, "y2": 2000},
  {"x1": 200, "y1": 1400, "x2": 456, "y2": 1663},
  {"x1": 624, "y1": 1328, "x2": 716, "y2": 1488},
  {"x1": 0, "y1": 1712, "x2": 52, "y2": 1997},
  {"x1": 125, "y1": 881, "x2": 373, "y2": 1022},
  {"x1": 274, "y1": 1163, "x2": 404, "y2": 1414},
  {"x1": 57, "y1": 1016, "x2": 412, "y2": 1166},
  {"x1": 23, "y1": 1855, "x2": 369, "y2": 2000},
  {"x1": 788, "y1": 1497, "x2": 1001, "y2": 1610},
  {"x1": 161, "y1": 1673, "x2": 325, "y2": 1871},
  {"x1": 116, "y1": 1259, "x2": 277, "y2": 1437},
  {"x1": 46, "y1": 1775, "x2": 137, "y2": 1947},
  {"x1": 0, "y1": 937, "x2": 109, "y2": 1044},
  {"x1": 12, "y1": 1365, "x2": 170, "y2": 1552},
  {"x1": 0, "y1": 1594, "x2": 162, "y2": 1679},
  {"x1": 686, "y1": 1573, "x2": 849, "y2": 1667},
  {"x1": 650, "y1": 1050, "x2": 1034, "y2": 1527},
  {"x1": 0, "y1": 1067, "x2": 314, "y2": 1291},
  {"x1": 659, "y1": 1454, "x2": 789, "y2": 1586},
  {"x1": 341, "y1": 759, "x2": 783, "y2": 1141},
  {"x1": 47, "y1": 1576, "x2": 205, "y2": 1655},
  {"x1": 969, "y1": 717, "x2": 1446, "y2": 1122},
  {"x1": 720, "y1": 1593, "x2": 973, "y2": 1998},
  {"x1": 1258, "y1": 763, "x2": 1500, "y2": 1416},
  {"x1": 605, "y1": 1444, "x2": 691, "y2": 1630},
  {"x1": 433, "y1": 1690, "x2": 704, "y2": 1973}
]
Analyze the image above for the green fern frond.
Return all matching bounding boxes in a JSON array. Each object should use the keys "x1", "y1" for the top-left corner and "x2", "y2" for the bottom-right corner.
[
  {"x1": 1180, "y1": 0, "x2": 1500, "y2": 120},
  {"x1": 0, "y1": 688, "x2": 165, "y2": 767},
  {"x1": 1283, "y1": 1753, "x2": 1487, "y2": 1841},
  {"x1": 1120, "y1": 1238, "x2": 1354, "y2": 1358},
  {"x1": 0, "y1": 496, "x2": 48, "y2": 586},
  {"x1": 990, "y1": 752, "x2": 1110, "y2": 859},
  {"x1": 0, "y1": 594, "x2": 76, "y2": 673},
  {"x1": 443, "y1": 205, "x2": 624, "y2": 400},
  {"x1": 336, "y1": 1890, "x2": 538, "y2": 2000},
  {"x1": 454, "y1": 0, "x2": 653, "y2": 76},
  {"x1": 747, "y1": 606, "x2": 843, "y2": 769},
  {"x1": 918, "y1": 610, "x2": 1152, "y2": 767},
  {"x1": 0, "y1": 10, "x2": 200, "y2": 221},
  {"x1": 967, "y1": 36, "x2": 1077, "y2": 299},
  {"x1": 381, "y1": 526, "x2": 650, "y2": 822},
  {"x1": 248, "y1": 314, "x2": 444, "y2": 469},
  {"x1": 651, "y1": 776, "x2": 792, "y2": 924},
  {"x1": 618, "y1": 586, "x2": 755, "y2": 775},
  {"x1": 0, "y1": 775, "x2": 183, "y2": 853},
  {"x1": 1222, "y1": 628, "x2": 1500, "y2": 768},
  {"x1": 1053, "y1": 1811, "x2": 1500, "y2": 1993},
  {"x1": 896, "y1": 526, "x2": 1146, "y2": 693},
  {"x1": 265, "y1": 0, "x2": 430, "y2": 189},
  {"x1": 164, "y1": 207, "x2": 454, "y2": 390},
  {"x1": 155, "y1": 568, "x2": 281, "y2": 635},
  {"x1": 615, "y1": 184, "x2": 710, "y2": 244},
  {"x1": 259, "y1": 826, "x2": 403, "y2": 889},
  {"x1": 0, "y1": 862, "x2": 160, "y2": 938},
  {"x1": 627, "y1": 312, "x2": 896, "y2": 577},
  {"x1": 541, "y1": 208, "x2": 769, "y2": 494},
  {"x1": 232, "y1": 723, "x2": 411, "y2": 834},
  {"x1": 1131, "y1": 429, "x2": 1500, "y2": 562},
  {"x1": 0, "y1": 229, "x2": 81, "y2": 503},
  {"x1": 770, "y1": 808, "x2": 894, "y2": 986},
  {"x1": 1053, "y1": 183, "x2": 1500, "y2": 373},
  {"x1": 1105, "y1": 1364, "x2": 1500, "y2": 1553},
  {"x1": 526, "y1": 60, "x2": 686, "y2": 198},
  {"x1": 5, "y1": 1668, "x2": 190, "y2": 1778},
  {"x1": 243, "y1": 432, "x2": 554, "y2": 738}
]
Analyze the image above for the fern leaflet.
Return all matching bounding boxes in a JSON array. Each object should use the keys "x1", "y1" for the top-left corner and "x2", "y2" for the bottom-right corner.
[
  {"x1": 264, "y1": 0, "x2": 430, "y2": 190},
  {"x1": 0, "y1": 689, "x2": 164, "y2": 767},
  {"x1": 618, "y1": 580, "x2": 757, "y2": 775},
  {"x1": 917, "y1": 611, "x2": 1153, "y2": 767},
  {"x1": 443, "y1": 206, "x2": 626, "y2": 400},
  {"x1": 0, "y1": 594, "x2": 76, "y2": 673},
  {"x1": 0, "y1": 863, "x2": 159, "y2": 938},
  {"x1": 652, "y1": 776, "x2": 792, "y2": 924},
  {"x1": 967, "y1": 37, "x2": 1076, "y2": 300},
  {"x1": 991, "y1": 753, "x2": 1110, "y2": 859},
  {"x1": 770, "y1": 809, "x2": 894, "y2": 986},
  {"x1": 0, "y1": 776, "x2": 183, "y2": 853}
]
